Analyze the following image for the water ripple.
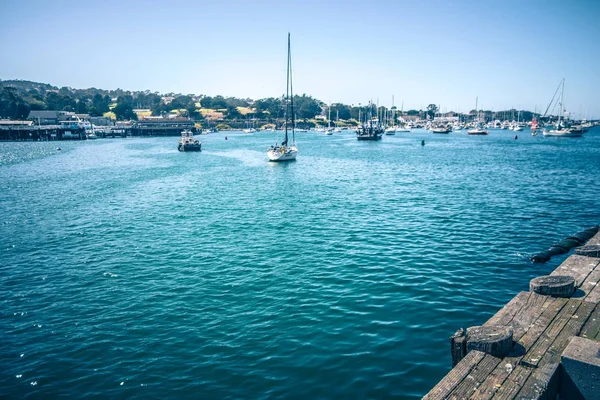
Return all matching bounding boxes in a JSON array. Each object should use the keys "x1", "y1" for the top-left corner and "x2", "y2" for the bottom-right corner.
[{"x1": 1, "y1": 128, "x2": 599, "y2": 398}]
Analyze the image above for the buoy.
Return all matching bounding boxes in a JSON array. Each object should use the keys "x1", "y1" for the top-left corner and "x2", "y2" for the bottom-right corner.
[
  {"x1": 514, "y1": 135, "x2": 518, "y2": 140},
  {"x1": 421, "y1": 139, "x2": 425, "y2": 146},
  {"x1": 225, "y1": 136, "x2": 228, "y2": 140}
]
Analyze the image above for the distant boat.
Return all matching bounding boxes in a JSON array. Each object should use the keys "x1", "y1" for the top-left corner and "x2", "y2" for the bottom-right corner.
[
  {"x1": 267, "y1": 33, "x2": 298, "y2": 162},
  {"x1": 542, "y1": 79, "x2": 583, "y2": 138},
  {"x1": 467, "y1": 127, "x2": 489, "y2": 135},
  {"x1": 385, "y1": 126, "x2": 396, "y2": 135},
  {"x1": 467, "y1": 97, "x2": 489, "y2": 135},
  {"x1": 178, "y1": 129, "x2": 201, "y2": 151},
  {"x1": 431, "y1": 125, "x2": 451, "y2": 134},
  {"x1": 357, "y1": 122, "x2": 384, "y2": 140}
]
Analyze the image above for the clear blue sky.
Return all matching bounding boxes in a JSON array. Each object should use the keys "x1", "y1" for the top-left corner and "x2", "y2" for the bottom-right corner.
[{"x1": 1, "y1": 0, "x2": 599, "y2": 117}]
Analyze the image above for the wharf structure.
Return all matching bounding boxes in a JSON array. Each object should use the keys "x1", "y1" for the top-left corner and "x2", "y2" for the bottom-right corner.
[
  {"x1": 0, "y1": 112, "x2": 195, "y2": 141},
  {"x1": 425, "y1": 228, "x2": 600, "y2": 399}
]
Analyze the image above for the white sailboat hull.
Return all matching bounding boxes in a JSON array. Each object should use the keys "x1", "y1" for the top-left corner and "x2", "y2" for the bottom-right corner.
[
  {"x1": 543, "y1": 129, "x2": 583, "y2": 137},
  {"x1": 267, "y1": 146, "x2": 298, "y2": 161}
]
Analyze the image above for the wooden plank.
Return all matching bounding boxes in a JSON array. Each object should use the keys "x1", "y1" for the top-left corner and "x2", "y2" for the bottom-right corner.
[
  {"x1": 521, "y1": 299, "x2": 582, "y2": 368},
  {"x1": 579, "y1": 303, "x2": 600, "y2": 340},
  {"x1": 469, "y1": 356, "x2": 520, "y2": 400},
  {"x1": 424, "y1": 350, "x2": 486, "y2": 400},
  {"x1": 513, "y1": 362, "x2": 559, "y2": 400},
  {"x1": 492, "y1": 364, "x2": 535, "y2": 400},
  {"x1": 504, "y1": 293, "x2": 552, "y2": 340},
  {"x1": 516, "y1": 301, "x2": 595, "y2": 399},
  {"x1": 550, "y1": 254, "x2": 599, "y2": 287},
  {"x1": 544, "y1": 300, "x2": 596, "y2": 362},
  {"x1": 515, "y1": 297, "x2": 569, "y2": 353},
  {"x1": 581, "y1": 262, "x2": 600, "y2": 303},
  {"x1": 447, "y1": 354, "x2": 501, "y2": 399},
  {"x1": 470, "y1": 297, "x2": 567, "y2": 400},
  {"x1": 485, "y1": 292, "x2": 531, "y2": 326}
]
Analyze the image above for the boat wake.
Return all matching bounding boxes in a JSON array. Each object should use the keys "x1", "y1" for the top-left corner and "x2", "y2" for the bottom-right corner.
[{"x1": 206, "y1": 149, "x2": 266, "y2": 166}]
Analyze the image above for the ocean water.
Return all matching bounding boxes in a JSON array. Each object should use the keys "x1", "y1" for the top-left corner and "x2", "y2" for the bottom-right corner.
[{"x1": 1, "y1": 128, "x2": 599, "y2": 399}]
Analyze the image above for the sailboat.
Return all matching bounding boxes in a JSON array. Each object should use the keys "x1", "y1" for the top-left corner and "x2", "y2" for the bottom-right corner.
[
  {"x1": 542, "y1": 79, "x2": 583, "y2": 138},
  {"x1": 267, "y1": 33, "x2": 298, "y2": 161},
  {"x1": 325, "y1": 104, "x2": 333, "y2": 135},
  {"x1": 467, "y1": 97, "x2": 489, "y2": 135}
]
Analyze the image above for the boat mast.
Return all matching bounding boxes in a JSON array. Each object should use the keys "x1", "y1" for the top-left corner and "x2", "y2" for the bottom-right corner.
[
  {"x1": 559, "y1": 78, "x2": 564, "y2": 126},
  {"x1": 288, "y1": 33, "x2": 295, "y2": 144}
]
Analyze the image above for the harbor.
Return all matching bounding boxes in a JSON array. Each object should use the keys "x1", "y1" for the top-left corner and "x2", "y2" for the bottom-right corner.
[
  {"x1": 2, "y1": 0, "x2": 600, "y2": 398},
  {"x1": 2, "y1": 130, "x2": 600, "y2": 398}
]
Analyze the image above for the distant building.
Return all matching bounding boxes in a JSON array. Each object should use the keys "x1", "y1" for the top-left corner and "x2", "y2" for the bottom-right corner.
[
  {"x1": 27, "y1": 110, "x2": 81, "y2": 125},
  {"x1": 27, "y1": 110, "x2": 59, "y2": 125},
  {"x1": 89, "y1": 116, "x2": 114, "y2": 126},
  {"x1": 134, "y1": 117, "x2": 194, "y2": 136}
]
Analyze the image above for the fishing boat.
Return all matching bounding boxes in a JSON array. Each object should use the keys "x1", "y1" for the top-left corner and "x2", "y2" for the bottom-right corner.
[
  {"x1": 178, "y1": 129, "x2": 201, "y2": 151},
  {"x1": 267, "y1": 33, "x2": 298, "y2": 161},
  {"x1": 357, "y1": 121, "x2": 384, "y2": 140}
]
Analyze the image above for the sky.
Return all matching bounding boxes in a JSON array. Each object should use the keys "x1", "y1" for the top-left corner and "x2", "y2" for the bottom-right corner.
[{"x1": 1, "y1": 0, "x2": 599, "y2": 117}]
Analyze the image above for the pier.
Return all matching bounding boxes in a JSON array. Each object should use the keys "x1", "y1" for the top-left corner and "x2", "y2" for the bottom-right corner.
[{"x1": 425, "y1": 227, "x2": 600, "y2": 399}]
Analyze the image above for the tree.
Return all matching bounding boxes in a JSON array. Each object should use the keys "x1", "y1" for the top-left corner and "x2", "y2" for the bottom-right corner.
[
  {"x1": 426, "y1": 104, "x2": 439, "y2": 119},
  {"x1": 113, "y1": 102, "x2": 137, "y2": 121},
  {"x1": 294, "y1": 95, "x2": 321, "y2": 119},
  {"x1": 226, "y1": 105, "x2": 241, "y2": 120}
]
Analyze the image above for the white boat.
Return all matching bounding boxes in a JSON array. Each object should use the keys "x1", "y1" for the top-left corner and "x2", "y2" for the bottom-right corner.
[
  {"x1": 431, "y1": 125, "x2": 451, "y2": 134},
  {"x1": 543, "y1": 128, "x2": 583, "y2": 137},
  {"x1": 467, "y1": 127, "x2": 489, "y2": 135},
  {"x1": 178, "y1": 129, "x2": 201, "y2": 151},
  {"x1": 243, "y1": 128, "x2": 256, "y2": 133},
  {"x1": 467, "y1": 97, "x2": 488, "y2": 135},
  {"x1": 385, "y1": 126, "x2": 396, "y2": 135},
  {"x1": 267, "y1": 33, "x2": 298, "y2": 162},
  {"x1": 541, "y1": 79, "x2": 583, "y2": 138}
]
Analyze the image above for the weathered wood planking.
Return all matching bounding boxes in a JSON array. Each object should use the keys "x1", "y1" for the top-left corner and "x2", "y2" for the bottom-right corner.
[
  {"x1": 424, "y1": 350, "x2": 486, "y2": 400},
  {"x1": 550, "y1": 254, "x2": 599, "y2": 287},
  {"x1": 521, "y1": 299, "x2": 582, "y2": 368},
  {"x1": 513, "y1": 362, "x2": 559, "y2": 400},
  {"x1": 515, "y1": 301, "x2": 596, "y2": 398},
  {"x1": 579, "y1": 303, "x2": 600, "y2": 340},
  {"x1": 447, "y1": 354, "x2": 501, "y2": 399},
  {"x1": 484, "y1": 292, "x2": 531, "y2": 327},
  {"x1": 469, "y1": 297, "x2": 567, "y2": 399},
  {"x1": 492, "y1": 364, "x2": 535, "y2": 400},
  {"x1": 580, "y1": 260, "x2": 600, "y2": 302}
]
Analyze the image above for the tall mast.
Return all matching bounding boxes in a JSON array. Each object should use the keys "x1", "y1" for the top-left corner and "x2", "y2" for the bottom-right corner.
[
  {"x1": 559, "y1": 78, "x2": 564, "y2": 124},
  {"x1": 289, "y1": 33, "x2": 295, "y2": 144}
]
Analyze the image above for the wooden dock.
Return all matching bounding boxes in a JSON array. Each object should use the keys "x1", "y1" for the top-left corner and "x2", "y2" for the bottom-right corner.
[{"x1": 424, "y1": 229, "x2": 600, "y2": 399}]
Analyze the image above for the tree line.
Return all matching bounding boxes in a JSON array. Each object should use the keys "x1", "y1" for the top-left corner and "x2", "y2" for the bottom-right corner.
[{"x1": 0, "y1": 79, "x2": 539, "y2": 123}]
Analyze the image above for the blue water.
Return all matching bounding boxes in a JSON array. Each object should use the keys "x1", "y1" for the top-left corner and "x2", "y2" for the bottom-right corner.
[{"x1": 1, "y1": 128, "x2": 599, "y2": 398}]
